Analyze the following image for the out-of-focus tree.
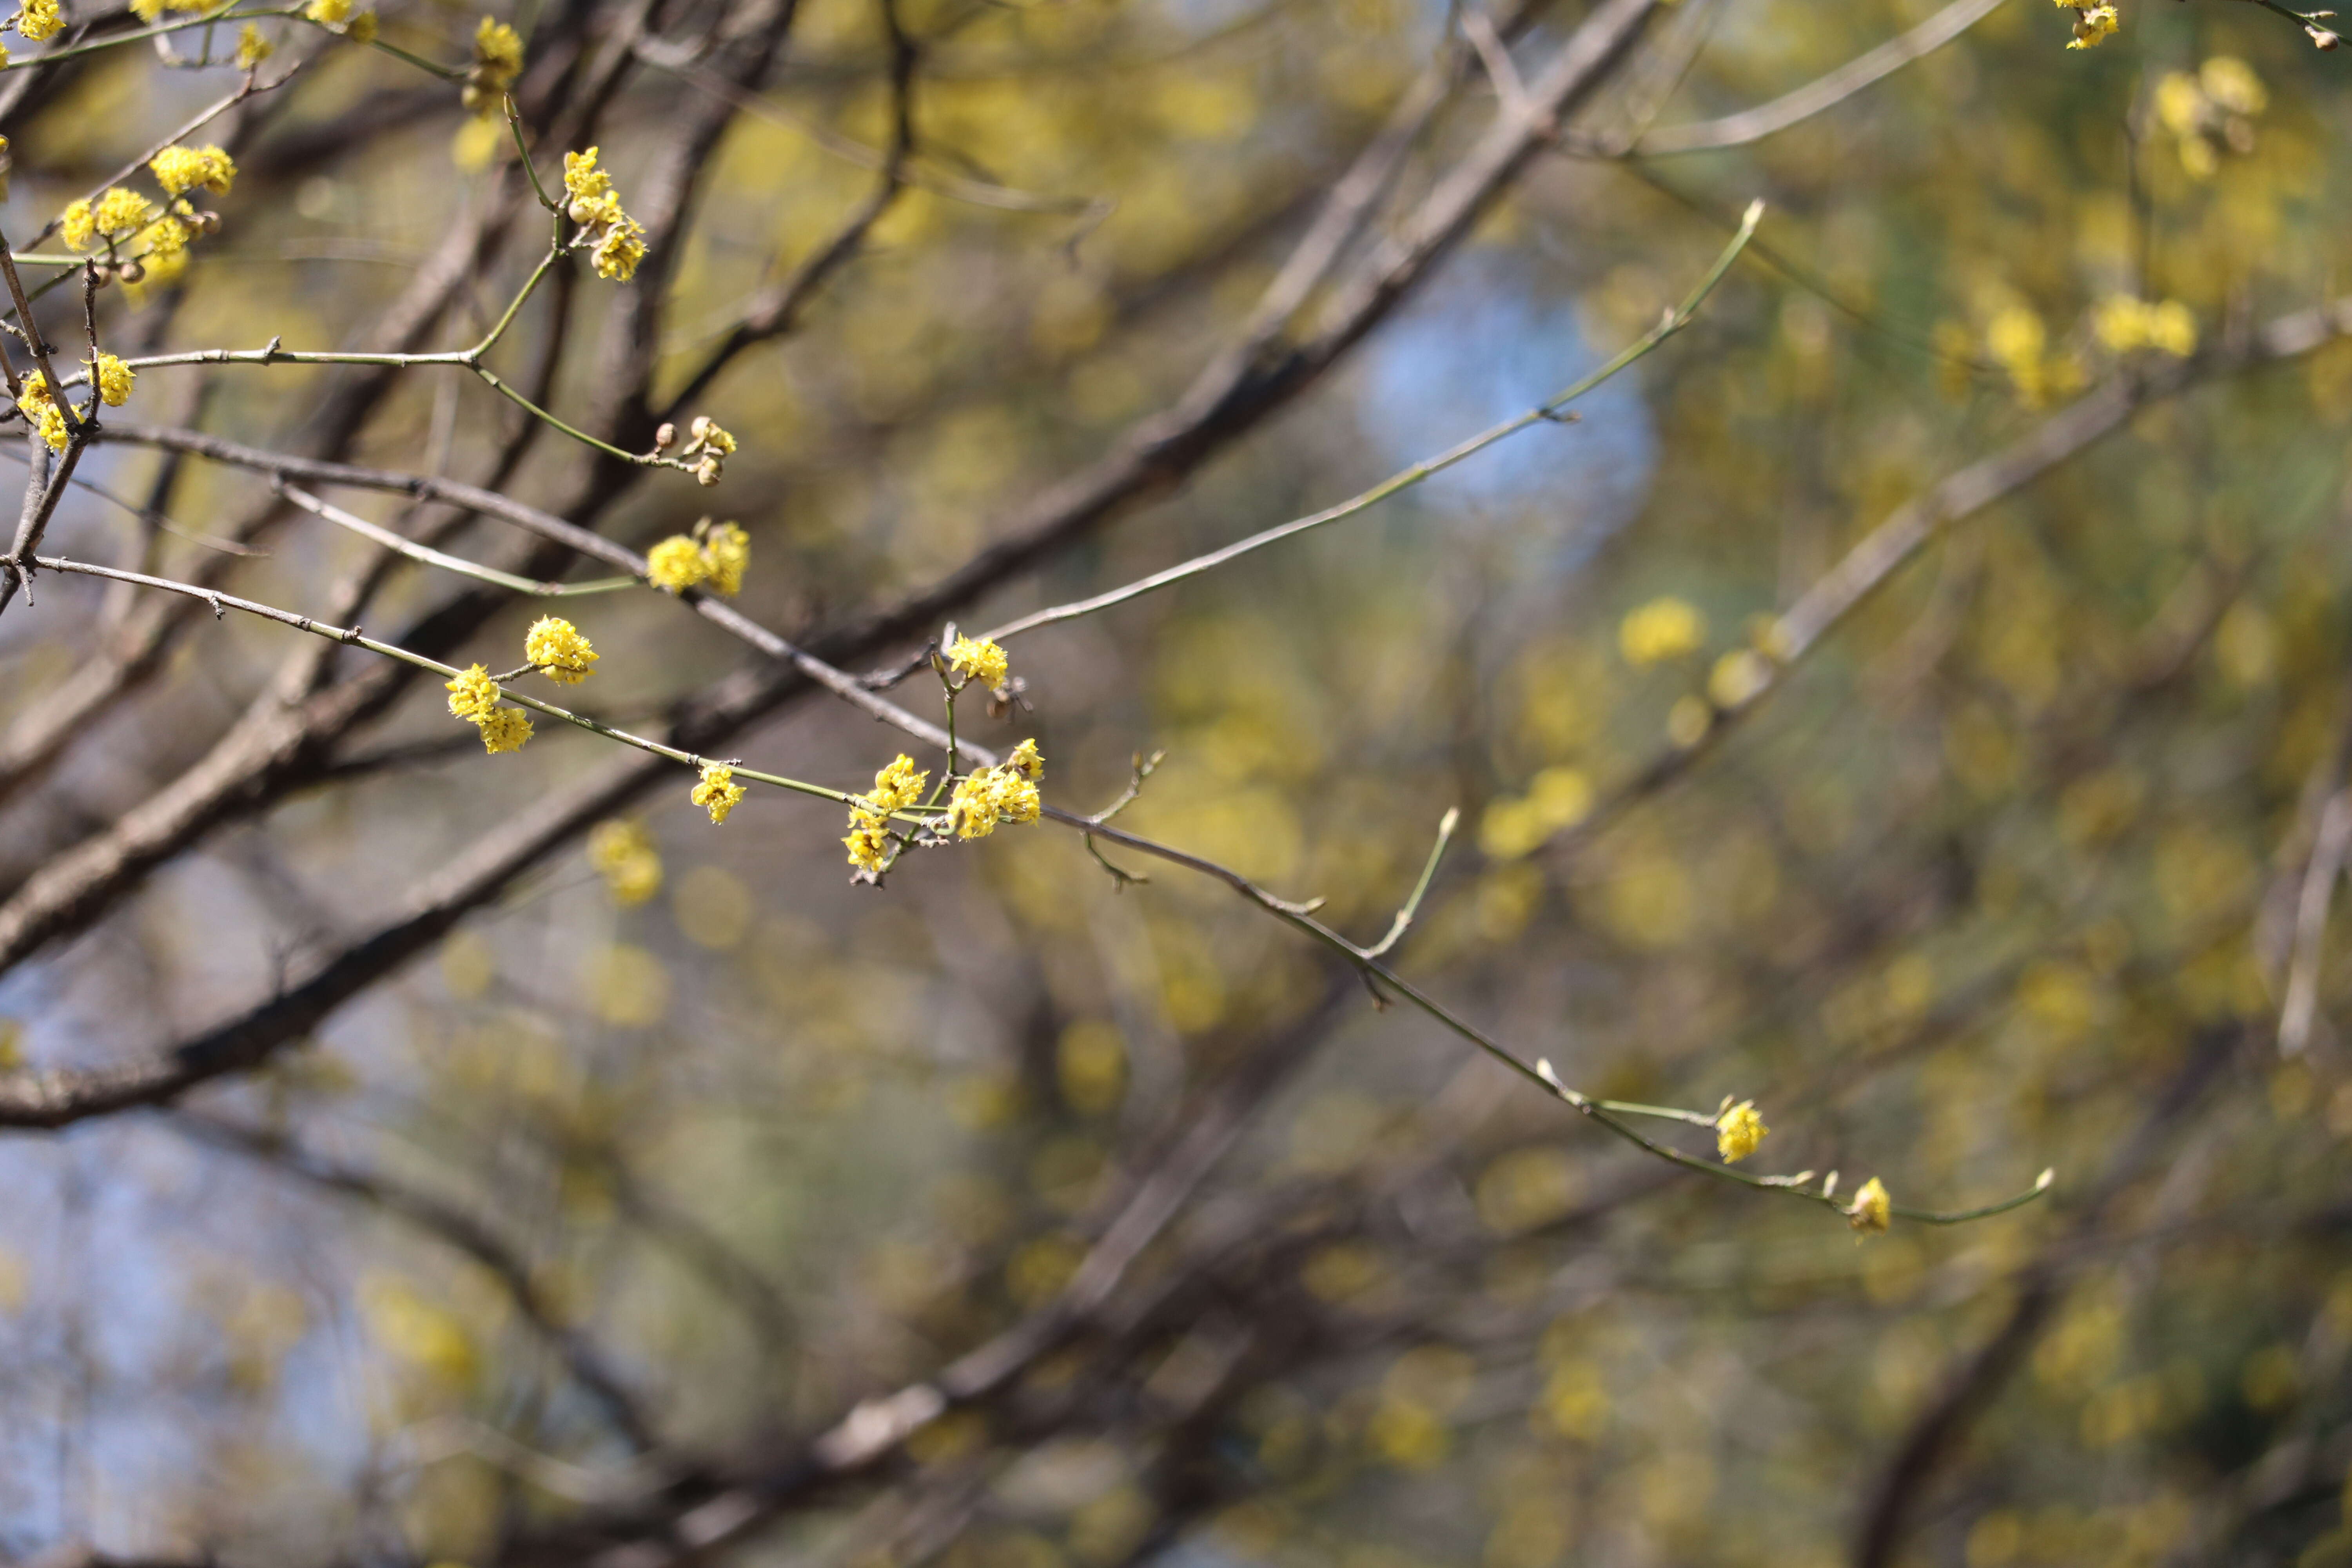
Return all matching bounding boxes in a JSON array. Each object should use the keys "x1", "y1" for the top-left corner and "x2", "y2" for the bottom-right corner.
[{"x1": 0, "y1": 0, "x2": 2343, "y2": 1564}]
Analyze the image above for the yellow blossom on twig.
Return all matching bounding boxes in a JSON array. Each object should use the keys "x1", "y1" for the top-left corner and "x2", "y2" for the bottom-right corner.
[
  {"x1": 586, "y1": 819, "x2": 662, "y2": 905},
  {"x1": 1847, "y1": 1176, "x2": 1891, "y2": 1235},
  {"x1": 1715, "y1": 1100, "x2": 1767, "y2": 1163},
  {"x1": 945, "y1": 633, "x2": 1009, "y2": 690},
  {"x1": 1619, "y1": 597, "x2": 1706, "y2": 666},
  {"x1": 523, "y1": 615, "x2": 597, "y2": 683},
  {"x1": 91, "y1": 354, "x2": 134, "y2": 408},
  {"x1": 13, "y1": 0, "x2": 62, "y2": 43},
  {"x1": 692, "y1": 762, "x2": 746, "y2": 825},
  {"x1": 149, "y1": 145, "x2": 236, "y2": 199}
]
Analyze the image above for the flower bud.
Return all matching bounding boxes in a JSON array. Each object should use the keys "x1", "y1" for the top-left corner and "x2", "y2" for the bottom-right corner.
[{"x1": 653, "y1": 421, "x2": 676, "y2": 451}]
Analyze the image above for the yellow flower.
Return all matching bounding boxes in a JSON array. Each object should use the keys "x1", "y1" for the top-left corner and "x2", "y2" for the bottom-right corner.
[
  {"x1": 523, "y1": 615, "x2": 597, "y2": 683},
  {"x1": 58, "y1": 199, "x2": 94, "y2": 251},
  {"x1": 1619, "y1": 596, "x2": 1706, "y2": 666},
  {"x1": 304, "y1": 0, "x2": 350, "y2": 21},
  {"x1": 563, "y1": 146, "x2": 612, "y2": 208},
  {"x1": 1714, "y1": 1100, "x2": 1767, "y2": 1163},
  {"x1": 2067, "y1": 4, "x2": 2117, "y2": 47},
  {"x1": 464, "y1": 15, "x2": 523, "y2": 110},
  {"x1": 1847, "y1": 1176, "x2": 1892, "y2": 1235},
  {"x1": 1007, "y1": 737, "x2": 1044, "y2": 782},
  {"x1": 476, "y1": 707, "x2": 533, "y2": 754},
  {"x1": 586, "y1": 819, "x2": 662, "y2": 905},
  {"x1": 235, "y1": 22, "x2": 271, "y2": 65},
  {"x1": 2091, "y1": 296, "x2": 2197, "y2": 359},
  {"x1": 592, "y1": 212, "x2": 646, "y2": 282},
  {"x1": 945, "y1": 633, "x2": 1009, "y2": 690},
  {"x1": 701, "y1": 521, "x2": 749, "y2": 595},
  {"x1": 90, "y1": 187, "x2": 154, "y2": 238},
  {"x1": 148, "y1": 145, "x2": 236, "y2": 198},
  {"x1": 445, "y1": 662, "x2": 499, "y2": 720},
  {"x1": 995, "y1": 774, "x2": 1041, "y2": 825},
  {"x1": 863, "y1": 753, "x2": 930, "y2": 813},
  {"x1": 14, "y1": 0, "x2": 62, "y2": 43},
  {"x1": 943, "y1": 772, "x2": 1002, "y2": 839},
  {"x1": 645, "y1": 535, "x2": 706, "y2": 592},
  {"x1": 844, "y1": 813, "x2": 891, "y2": 873},
  {"x1": 16, "y1": 371, "x2": 65, "y2": 452},
  {"x1": 132, "y1": 0, "x2": 164, "y2": 18},
  {"x1": 345, "y1": 10, "x2": 375, "y2": 43},
  {"x1": 691, "y1": 762, "x2": 746, "y2": 825},
  {"x1": 2200, "y1": 55, "x2": 2267, "y2": 116},
  {"x1": 91, "y1": 354, "x2": 132, "y2": 408}
]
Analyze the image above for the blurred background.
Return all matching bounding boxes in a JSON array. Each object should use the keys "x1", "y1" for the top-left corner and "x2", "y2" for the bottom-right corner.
[{"x1": 0, "y1": 0, "x2": 2348, "y2": 1562}]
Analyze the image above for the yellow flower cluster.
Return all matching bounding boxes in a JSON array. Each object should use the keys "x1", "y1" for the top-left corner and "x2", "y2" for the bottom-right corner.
[
  {"x1": 1618, "y1": 596, "x2": 1705, "y2": 666},
  {"x1": 12, "y1": 0, "x2": 60, "y2": 42},
  {"x1": 1847, "y1": 1176, "x2": 1891, "y2": 1235},
  {"x1": 691, "y1": 762, "x2": 746, "y2": 825},
  {"x1": 844, "y1": 753, "x2": 930, "y2": 873},
  {"x1": 586, "y1": 818, "x2": 662, "y2": 905},
  {"x1": 945, "y1": 633, "x2": 1009, "y2": 690},
  {"x1": 938, "y1": 740, "x2": 1044, "y2": 840},
  {"x1": 644, "y1": 519, "x2": 750, "y2": 595},
  {"x1": 302, "y1": 0, "x2": 374, "y2": 35},
  {"x1": 678, "y1": 416, "x2": 735, "y2": 486},
  {"x1": 446, "y1": 663, "x2": 532, "y2": 753},
  {"x1": 236, "y1": 21, "x2": 271, "y2": 66},
  {"x1": 91, "y1": 354, "x2": 133, "y2": 408},
  {"x1": 2053, "y1": 0, "x2": 2117, "y2": 48},
  {"x1": 149, "y1": 144, "x2": 236, "y2": 199},
  {"x1": 2155, "y1": 58, "x2": 2267, "y2": 178},
  {"x1": 1982, "y1": 304, "x2": 2086, "y2": 408},
  {"x1": 16, "y1": 371, "x2": 66, "y2": 452},
  {"x1": 561, "y1": 146, "x2": 648, "y2": 283},
  {"x1": 60, "y1": 187, "x2": 154, "y2": 251},
  {"x1": 1714, "y1": 1100, "x2": 1768, "y2": 1163},
  {"x1": 2091, "y1": 296, "x2": 2196, "y2": 359},
  {"x1": 523, "y1": 615, "x2": 597, "y2": 683},
  {"x1": 464, "y1": 15, "x2": 523, "y2": 112}
]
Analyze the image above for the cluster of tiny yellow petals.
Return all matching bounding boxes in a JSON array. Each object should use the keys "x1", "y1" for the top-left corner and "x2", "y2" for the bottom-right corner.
[
  {"x1": 1847, "y1": 1176, "x2": 1892, "y2": 1235},
  {"x1": 946, "y1": 634, "x2": 1009, "y2": 690},
  {"x1": 1714, "y1": 1100, "x2": 1767, "y2": 1163},
  {"x1": 91, "y1": 354, "x2": 133, "y2": 408},
  {"x1": 866, "y1": 753, "x2": 930, "y2": 813},
  {"x1": 523, "y1": 615, "x2": 597, "y2": 683},
  {"x1": 13, "y1": 0, "x2": 61, "y2": 43},
  {"x1": 561, "y1": 149, "x2": 646, "y2": 282},
  {"x1": 236, "y1": 22, "x2": 272, "y2": 66},
  {"x1": 2091, "y1": 296, "x2": 2196, "y2": 359},
  {"x1": 692, "y1": 762, "x2": 746, "y2": 825},
  {"x1": 643, "y1": 521, "x2": 750, "y2": 595},
  {"x1": 477, "y1": 707, "x2": 533, "y2": 753},
  {"x1": 938, "y1": 745, "x2": 1044, "y2": 840},
  {"x1": 305, "y1": 0, "x2": 350, "y2": 20},
  {"x1": 586, "y1": 819, "x2": 662, "y2": 905},
  {"x1": 843, "y1": 753, "x2": 929, "y2": 873},
  {"x1": 2053, "y1": 0, "x2": 2118, "y2": 49},
  {"x1": 463, "y1": 15, "x2": 523, "y2": 112},
  {"x1": 702, "y1": 521, "x2": 750, "y2": 594},
  {"x1": 16, "y1": 371, "x2": 65, "y2": 452},
  {"x1": 645, "y1": 536, "x2": 704, "y2": 592},
  {"x1": 1619, "y1": 596, "x2": 1706, "y2": 666},
  {"x1": 445, "y1": 663, "x2": 532, "y2": 754},
  {"x1": 445, "y1": 662, "x2": 498, "y2": 719},
  {"x1": 64, "y1": 189, "x2": 156, "y2": 252},
  {"x1": 563, "y1": 147, "x2": 612, "y2": 204},
  {"x1": 148, "y1": 145, "x2": 236, "y2": 198}
]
